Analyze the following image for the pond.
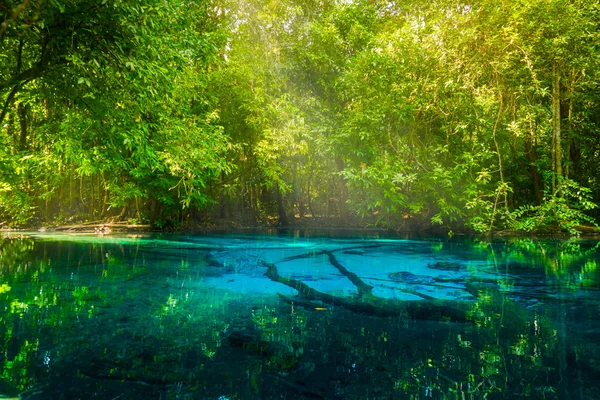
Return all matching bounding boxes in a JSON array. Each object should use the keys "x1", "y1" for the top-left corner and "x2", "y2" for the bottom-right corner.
[{"x1": 0, "y1": 231, "x2": 599, "y2": 399}]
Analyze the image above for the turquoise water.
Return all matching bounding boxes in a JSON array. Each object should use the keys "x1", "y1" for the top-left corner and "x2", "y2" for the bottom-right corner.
[{"x1": 0, "y1": 231, "x2": 599, "y2": 399}]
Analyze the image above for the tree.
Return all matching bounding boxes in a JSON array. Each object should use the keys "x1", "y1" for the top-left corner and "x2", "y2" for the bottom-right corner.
[{"x1": 0, "y1": 0, "x2": 230, "y2": 226}]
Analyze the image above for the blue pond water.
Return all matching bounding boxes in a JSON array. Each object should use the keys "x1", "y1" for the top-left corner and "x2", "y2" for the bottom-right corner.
[{"x1": 0, "y1": 231, "x2": 599, "y2": 399}]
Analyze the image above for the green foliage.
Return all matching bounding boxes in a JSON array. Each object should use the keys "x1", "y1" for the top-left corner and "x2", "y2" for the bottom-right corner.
[
  {"x1": 1, "y1": 0, "x2": 599, "y2": 232},
  {"x1": 0, "y1": 0, "x2": 230, "y2": 226},
  {"x1": 509, "y1": 178, "x2": 598, "y2": 235}
]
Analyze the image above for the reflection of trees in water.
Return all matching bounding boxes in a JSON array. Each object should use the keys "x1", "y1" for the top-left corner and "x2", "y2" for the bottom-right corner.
[
  {"x1": 0, "y1": 236, "x2": 599, "y2": 398},
  {"x1": 260, "y1": 242, "x2": 600, "y2": 398}
]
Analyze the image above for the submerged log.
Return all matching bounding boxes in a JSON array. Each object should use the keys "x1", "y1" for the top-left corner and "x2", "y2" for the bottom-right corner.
[
  {"x1": 262, "y1": 260, "x2": 470, "y2": 322},
  {"x1": 323, "y1": 250, "x2": 373, "y2": 297},
  {"x1": 277, "y1": 244, "x2": 383, "y2": 263}
]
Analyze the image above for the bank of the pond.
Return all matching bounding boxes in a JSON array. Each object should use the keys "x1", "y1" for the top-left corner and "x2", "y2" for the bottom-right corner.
[{"x1": 2, "y1": 216, "x2": 599, "y2": 240}]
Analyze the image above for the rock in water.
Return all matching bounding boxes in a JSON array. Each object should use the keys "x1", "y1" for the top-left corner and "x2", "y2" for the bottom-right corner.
[
  {"x1": 388, "y1": 271, "x2": 430, "y2": 283},
  {"x1": 427, "y1": 261, "x2": 464, "y2": 271}
]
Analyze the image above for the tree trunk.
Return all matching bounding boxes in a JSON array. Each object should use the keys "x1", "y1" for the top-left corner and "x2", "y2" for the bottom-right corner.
[
  {"x1": 335, "y1": 157, "x2": 348, "y2": 221},
  {"x1": 307, "y1": 173, "x2": 316, "y2": 218},
  {"x1": 80, "y1": 174, "x2": 85, "y2": 208},
  {"x1": 552, "y1": 63, "x2": 562, "y2": 195},
  {"x1": 565, "y1": 78, "x2": 575, "y2": 179},
  {"x1": 0, "y1": 40, "x2": 23, "y2": 132},
  {"x1": 8, "y1": 111, "x2": 16, "y2": 151},
  {"x1": 90, "y1": 175, "x2": 95, "y2": 218},
  {"x1": 69, "y1": 171, "x2": 75, "y2": 213},
  {"x1": 275, "y1": 182, "x2": 289, "y2": 226},
  {"x1": 525, "y1": 136, "x2": 543, "y2": 205},
  {"x1": 135, "y1": 195, "x2": 142, "y2": 222},
  {"x1": 45, "y1": 176, "x2": 50, "y2": 220},
  {"x1": 18, "y1": 102, "x2": 28, "y2": 151},
  {"x1": 100, "y1": 173, "x2": 108, "y2": 219},
  {"x1": 291, "y1": 164, "x2": 302, "y2": 219},
  {"x1": 493, "y1": 94, "x2": 508, "y2": 212},
  {"x1": 118, "y1": 205, "x2": 127, "y2": 221},
  {"x1": 262, "y1": 258, "x2": 469, "y2": 322},
  {"x1": 58, "y1": 168, "x2": 64, "y2": 218},
  {"x1": 570, "y1": 138, "x2": 581, "y2": 179},
  {"x1": 149, "y1": 199, "x2": 157, "y2": 226},
  {"x1": 219, "y1": 170, "x2": 226, "y2": 219}
]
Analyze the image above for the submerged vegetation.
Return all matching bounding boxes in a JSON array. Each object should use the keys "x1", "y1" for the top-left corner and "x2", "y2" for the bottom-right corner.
[{"x1": 1, "y1": 0, "x2": 600, "y2": 234}]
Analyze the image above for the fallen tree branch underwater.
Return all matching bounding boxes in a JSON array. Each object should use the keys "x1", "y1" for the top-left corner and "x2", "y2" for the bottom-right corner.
[
  {"x1": 261, "y1": 258, "x2": 471, "y2": 322},
  {"x1": 322, "y1": 250, "x2": 373, "y2": 297},
  {"x1": 277, "y1": 244, "x2": 384, "y2": 263}
]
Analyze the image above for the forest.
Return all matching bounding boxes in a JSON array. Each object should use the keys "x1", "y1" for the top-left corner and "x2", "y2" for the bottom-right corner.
[{"x1": 1, "y1": 0, "x2": 599, "y2": 235}]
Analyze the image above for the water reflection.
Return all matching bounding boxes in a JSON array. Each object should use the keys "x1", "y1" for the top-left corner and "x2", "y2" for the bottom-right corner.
[{"x1": 0, "y1": 233, "x2": 599, "y2": 399}]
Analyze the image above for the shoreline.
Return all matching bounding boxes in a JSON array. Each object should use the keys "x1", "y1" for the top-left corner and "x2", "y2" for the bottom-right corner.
[{"x1": 2, "y1": 220, "x2": 599, "y2": 241}]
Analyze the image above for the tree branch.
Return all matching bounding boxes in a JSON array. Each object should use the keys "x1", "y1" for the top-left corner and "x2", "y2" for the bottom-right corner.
[
  {"x1": 262, "y1": 259, "x2": 470, "y2": 322},
  {"x1": 277, "y1": 244, "x2": 383, "y2": 263},
  {"x1": 0, "y1": 84, "x2": 21, "y2": 127},
  {"x1": 0, "y1": 0, "x2": 30, "y2": 46},
  {"x1": 0, "y1": 65, "x2": 45, "y2": 91},
  {"x1": 323, "y1": 250, "x2": 373, "y2": 297}
]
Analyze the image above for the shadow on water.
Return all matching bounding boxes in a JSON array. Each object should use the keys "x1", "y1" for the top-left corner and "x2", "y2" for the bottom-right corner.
[{"x1": 0, "y1": 232, "x2": 599, "y2": 399}]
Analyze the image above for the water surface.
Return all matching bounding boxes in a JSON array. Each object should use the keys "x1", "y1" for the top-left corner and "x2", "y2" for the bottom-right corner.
[{"x1": 1, "y1": 232, "x2": 599, "y2": 399}]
